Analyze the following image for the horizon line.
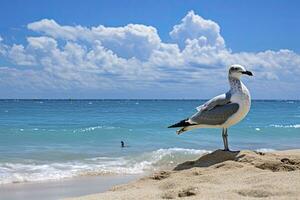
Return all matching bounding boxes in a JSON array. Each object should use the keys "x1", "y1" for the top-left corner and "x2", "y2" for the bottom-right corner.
[{"x1": 0, "y1": 98, "x2": 299, "y2": 101}]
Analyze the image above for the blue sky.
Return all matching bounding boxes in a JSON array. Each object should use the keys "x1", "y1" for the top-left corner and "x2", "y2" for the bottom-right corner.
[{"x1": 0, "y1": 0, "x2": 300, "y2": 99}]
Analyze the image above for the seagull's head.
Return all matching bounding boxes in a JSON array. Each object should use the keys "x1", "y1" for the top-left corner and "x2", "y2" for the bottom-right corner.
[{"x1": 228, "y1": 64, "x2": 253, "y2": 79}]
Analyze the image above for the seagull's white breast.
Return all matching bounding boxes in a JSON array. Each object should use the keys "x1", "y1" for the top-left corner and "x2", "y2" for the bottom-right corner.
[{"x1": 223, "y1": 83, "x2": 251, "y2": 128}]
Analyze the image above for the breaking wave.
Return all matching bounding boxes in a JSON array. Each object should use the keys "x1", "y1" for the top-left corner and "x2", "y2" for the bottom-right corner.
[
  {"x1": 0, "y1": 148, "x2": 209, "y2": 184},
  {"x1": 255, "y1": 148, "x2": 276, "y2": 153},
  {"x1": 72, "y1": 125, "x2": 119, "y2": 133},
  {"x1": 270, "y1": 124, "x2": 300, "y2": 129}
]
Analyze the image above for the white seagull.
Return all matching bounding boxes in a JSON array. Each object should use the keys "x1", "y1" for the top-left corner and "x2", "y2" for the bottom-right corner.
[{"x1": 168, "y1": 64, "x2": 253, "y2": 151}]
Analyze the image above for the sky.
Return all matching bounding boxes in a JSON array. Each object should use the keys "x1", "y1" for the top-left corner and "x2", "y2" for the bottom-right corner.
[{"x1": 0, "y1": 0, "x2": 300, "y2": 99}]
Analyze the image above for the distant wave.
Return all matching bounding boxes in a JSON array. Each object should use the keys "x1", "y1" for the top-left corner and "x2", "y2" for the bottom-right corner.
[
  {"x1": 286, "y1": 101, "x2": 294, "y2": 104},
  {"x1": 270, "y1": 124, "x2": 300, "y2": 129},
  {"x1": 73, "y1": 125, "x2": 118, "y2": 133},
  {"x1": 255, "y1": 148, "x2": 276, "y2": 152},
  {"x1": 0, "y1": 148, "x2": 209, "y2": 184}
]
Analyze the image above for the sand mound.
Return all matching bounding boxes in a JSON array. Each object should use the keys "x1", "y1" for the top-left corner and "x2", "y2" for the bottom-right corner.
[
  {"x1": 67, "y1": 149, "x2": 300, "y2": 200},
  {"x1": 175, "y1": 149, "x2": 300, "y2": 172}
]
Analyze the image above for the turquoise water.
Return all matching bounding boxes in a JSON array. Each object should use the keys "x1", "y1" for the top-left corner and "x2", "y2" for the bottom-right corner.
[{"x1": 0, "y1": 100, "x2": 299, "y2": 184}]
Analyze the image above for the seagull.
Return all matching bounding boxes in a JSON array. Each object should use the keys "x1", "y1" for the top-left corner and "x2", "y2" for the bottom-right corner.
[{"x1": 168, "y1": 64, "x2": 253, "y2": 151}]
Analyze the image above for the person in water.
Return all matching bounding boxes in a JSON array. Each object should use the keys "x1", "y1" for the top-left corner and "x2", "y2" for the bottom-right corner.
[{"x1": 121, "y1": 141, "x2": 125, "y2": 148}]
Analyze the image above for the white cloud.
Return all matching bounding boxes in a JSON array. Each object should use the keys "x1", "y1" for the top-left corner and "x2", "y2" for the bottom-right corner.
[
  {"x1": 8, "y1": 44, "x2": 37, "y2": 66},
  {"x1": 0, "y1": 36, "x2": 7, "y2": 56},
  {"x1": 0, "y1": 11, "x2": 300, "y2": 98},
  {"x1": 28, "y1": 19, "x2": 161, "y2": 60},
  {"x1": 28, "y1": 19, "x2": 87, "y2": 41},
  {"x1": 27, "y1": 36, "x2": 58, "y2": 50},
  {"x1": 92, "y1": 24, "x2": 161, "y2": 60},
  {"x1": 170, "y1": 11, "x2": 225, "y2": 49}
]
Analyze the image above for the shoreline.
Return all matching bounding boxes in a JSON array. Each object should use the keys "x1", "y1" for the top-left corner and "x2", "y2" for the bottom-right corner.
[
  {"x1": 0, "y1": 174, "x2": 141, "y2": 200},
  {"x1": 66, "y1": 149, "x2": 300, "y2": 200}
]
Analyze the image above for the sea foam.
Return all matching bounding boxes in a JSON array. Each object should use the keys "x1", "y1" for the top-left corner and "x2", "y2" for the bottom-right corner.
[
  {"x1": 270, "y1": 124, "x2": 300, "y2": 128},
  {"x1": 256, "y1": 148, "x2": 276, "y2": 153},
  {"x1": 0, "y1": 148, "x2": 209, "y2": 184}
]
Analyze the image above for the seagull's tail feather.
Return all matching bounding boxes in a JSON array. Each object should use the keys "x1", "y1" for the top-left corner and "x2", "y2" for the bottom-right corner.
[{"x1": 168, "y1": 118, "x2": 192, "y2": 128}]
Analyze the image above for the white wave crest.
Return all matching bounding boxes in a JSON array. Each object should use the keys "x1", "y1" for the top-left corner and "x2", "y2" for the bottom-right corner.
[
  {"x1": 0, "y1": 148, "x2": 209, "y2": 184},
  {"x1": 73, "y1": 125, "x2": 118, "y2": 133},
  {"x1": 255, "y1": 148, "x2": 276, "y2": 153},
  {"x1": 270, "y1": 124, "x2": 300, "y2": 128}
]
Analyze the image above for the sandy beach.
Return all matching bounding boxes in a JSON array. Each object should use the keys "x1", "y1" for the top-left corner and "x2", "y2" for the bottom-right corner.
[
  {"x1": 0, "y1": 175, "x2": 140, "y2": 200},
  {"x1": 66, "y1": 149, "x2": 300, "y2": 200}
]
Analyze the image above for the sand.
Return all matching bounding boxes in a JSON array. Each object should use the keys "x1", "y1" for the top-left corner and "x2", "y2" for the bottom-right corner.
[
  {"x1": 0, "y1": 175, "x2": 140, "y2": 200},
  {"x1": 66, "y1": 149, "x2": 300, "y2": 200}
]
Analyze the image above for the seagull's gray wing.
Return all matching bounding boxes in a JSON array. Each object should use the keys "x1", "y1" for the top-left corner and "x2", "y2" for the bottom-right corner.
[
  {"x1": 197, "y1": 92, "x2": 232, "y2": 111},
  {"x1": 190, "y1": 103, "x2": 239, "y2": 125}
]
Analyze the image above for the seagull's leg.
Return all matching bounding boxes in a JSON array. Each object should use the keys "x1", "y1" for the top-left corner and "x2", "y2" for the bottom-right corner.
[
  {"x1": 224, "y1": 128, "x2": 229, "y2": 151},
  {"x1": 222, "y1": 128, "x2": 226, "y2": 150},
  {"x1": 222, "y1": 128, "x2": 229, "y2": 151}
]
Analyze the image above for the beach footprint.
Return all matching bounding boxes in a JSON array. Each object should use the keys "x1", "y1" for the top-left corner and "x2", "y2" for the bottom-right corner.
[
  {"x1": 151, "y1": 171, "x2": 171, "y2": 180},
  {"x1": 178, "y1": 187, "x2": 197, "y2": 198},
  {"x1": 237, "y1": 189, "x2": 273, "y2": 198}
]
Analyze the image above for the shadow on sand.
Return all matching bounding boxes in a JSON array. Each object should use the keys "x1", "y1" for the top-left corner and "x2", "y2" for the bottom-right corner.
[{"x1": 174, "y1": 149, "x2": 242, "y2": 171}]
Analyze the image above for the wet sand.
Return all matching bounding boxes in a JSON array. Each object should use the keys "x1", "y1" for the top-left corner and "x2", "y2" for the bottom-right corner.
[{"x1": 0, "y1": 174, "x2": 140, "y2": 200}]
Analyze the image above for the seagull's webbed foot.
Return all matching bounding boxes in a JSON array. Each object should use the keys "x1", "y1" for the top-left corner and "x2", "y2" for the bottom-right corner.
[{"x1": 222, "y1": 149, "x2": 240, "y2": 153}]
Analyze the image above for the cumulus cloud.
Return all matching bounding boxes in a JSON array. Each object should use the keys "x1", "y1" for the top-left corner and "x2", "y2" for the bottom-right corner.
[
  {"x1": 27, "y1": 19, "x2": 88, "y2": 41},
  {"x1": 0, "y1": 11, "x2": 300, "y2": 98},
  {"x1": 0, "y1": 36, "x2": 7, "y2": 56},
  {"x1": 7, "y1": 44, "x2": 37, "y2": 66},
  {"x1": 170, "y1": 11, "x2": 225, "y2": 49},
  {"x1": 28, "y1": 19, "x2": 161, "y2": 60}
]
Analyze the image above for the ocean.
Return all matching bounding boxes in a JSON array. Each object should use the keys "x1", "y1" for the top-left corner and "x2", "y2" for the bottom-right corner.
[{"x1": 0, "y1": 99, "x2": 299, "y2": 184}]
